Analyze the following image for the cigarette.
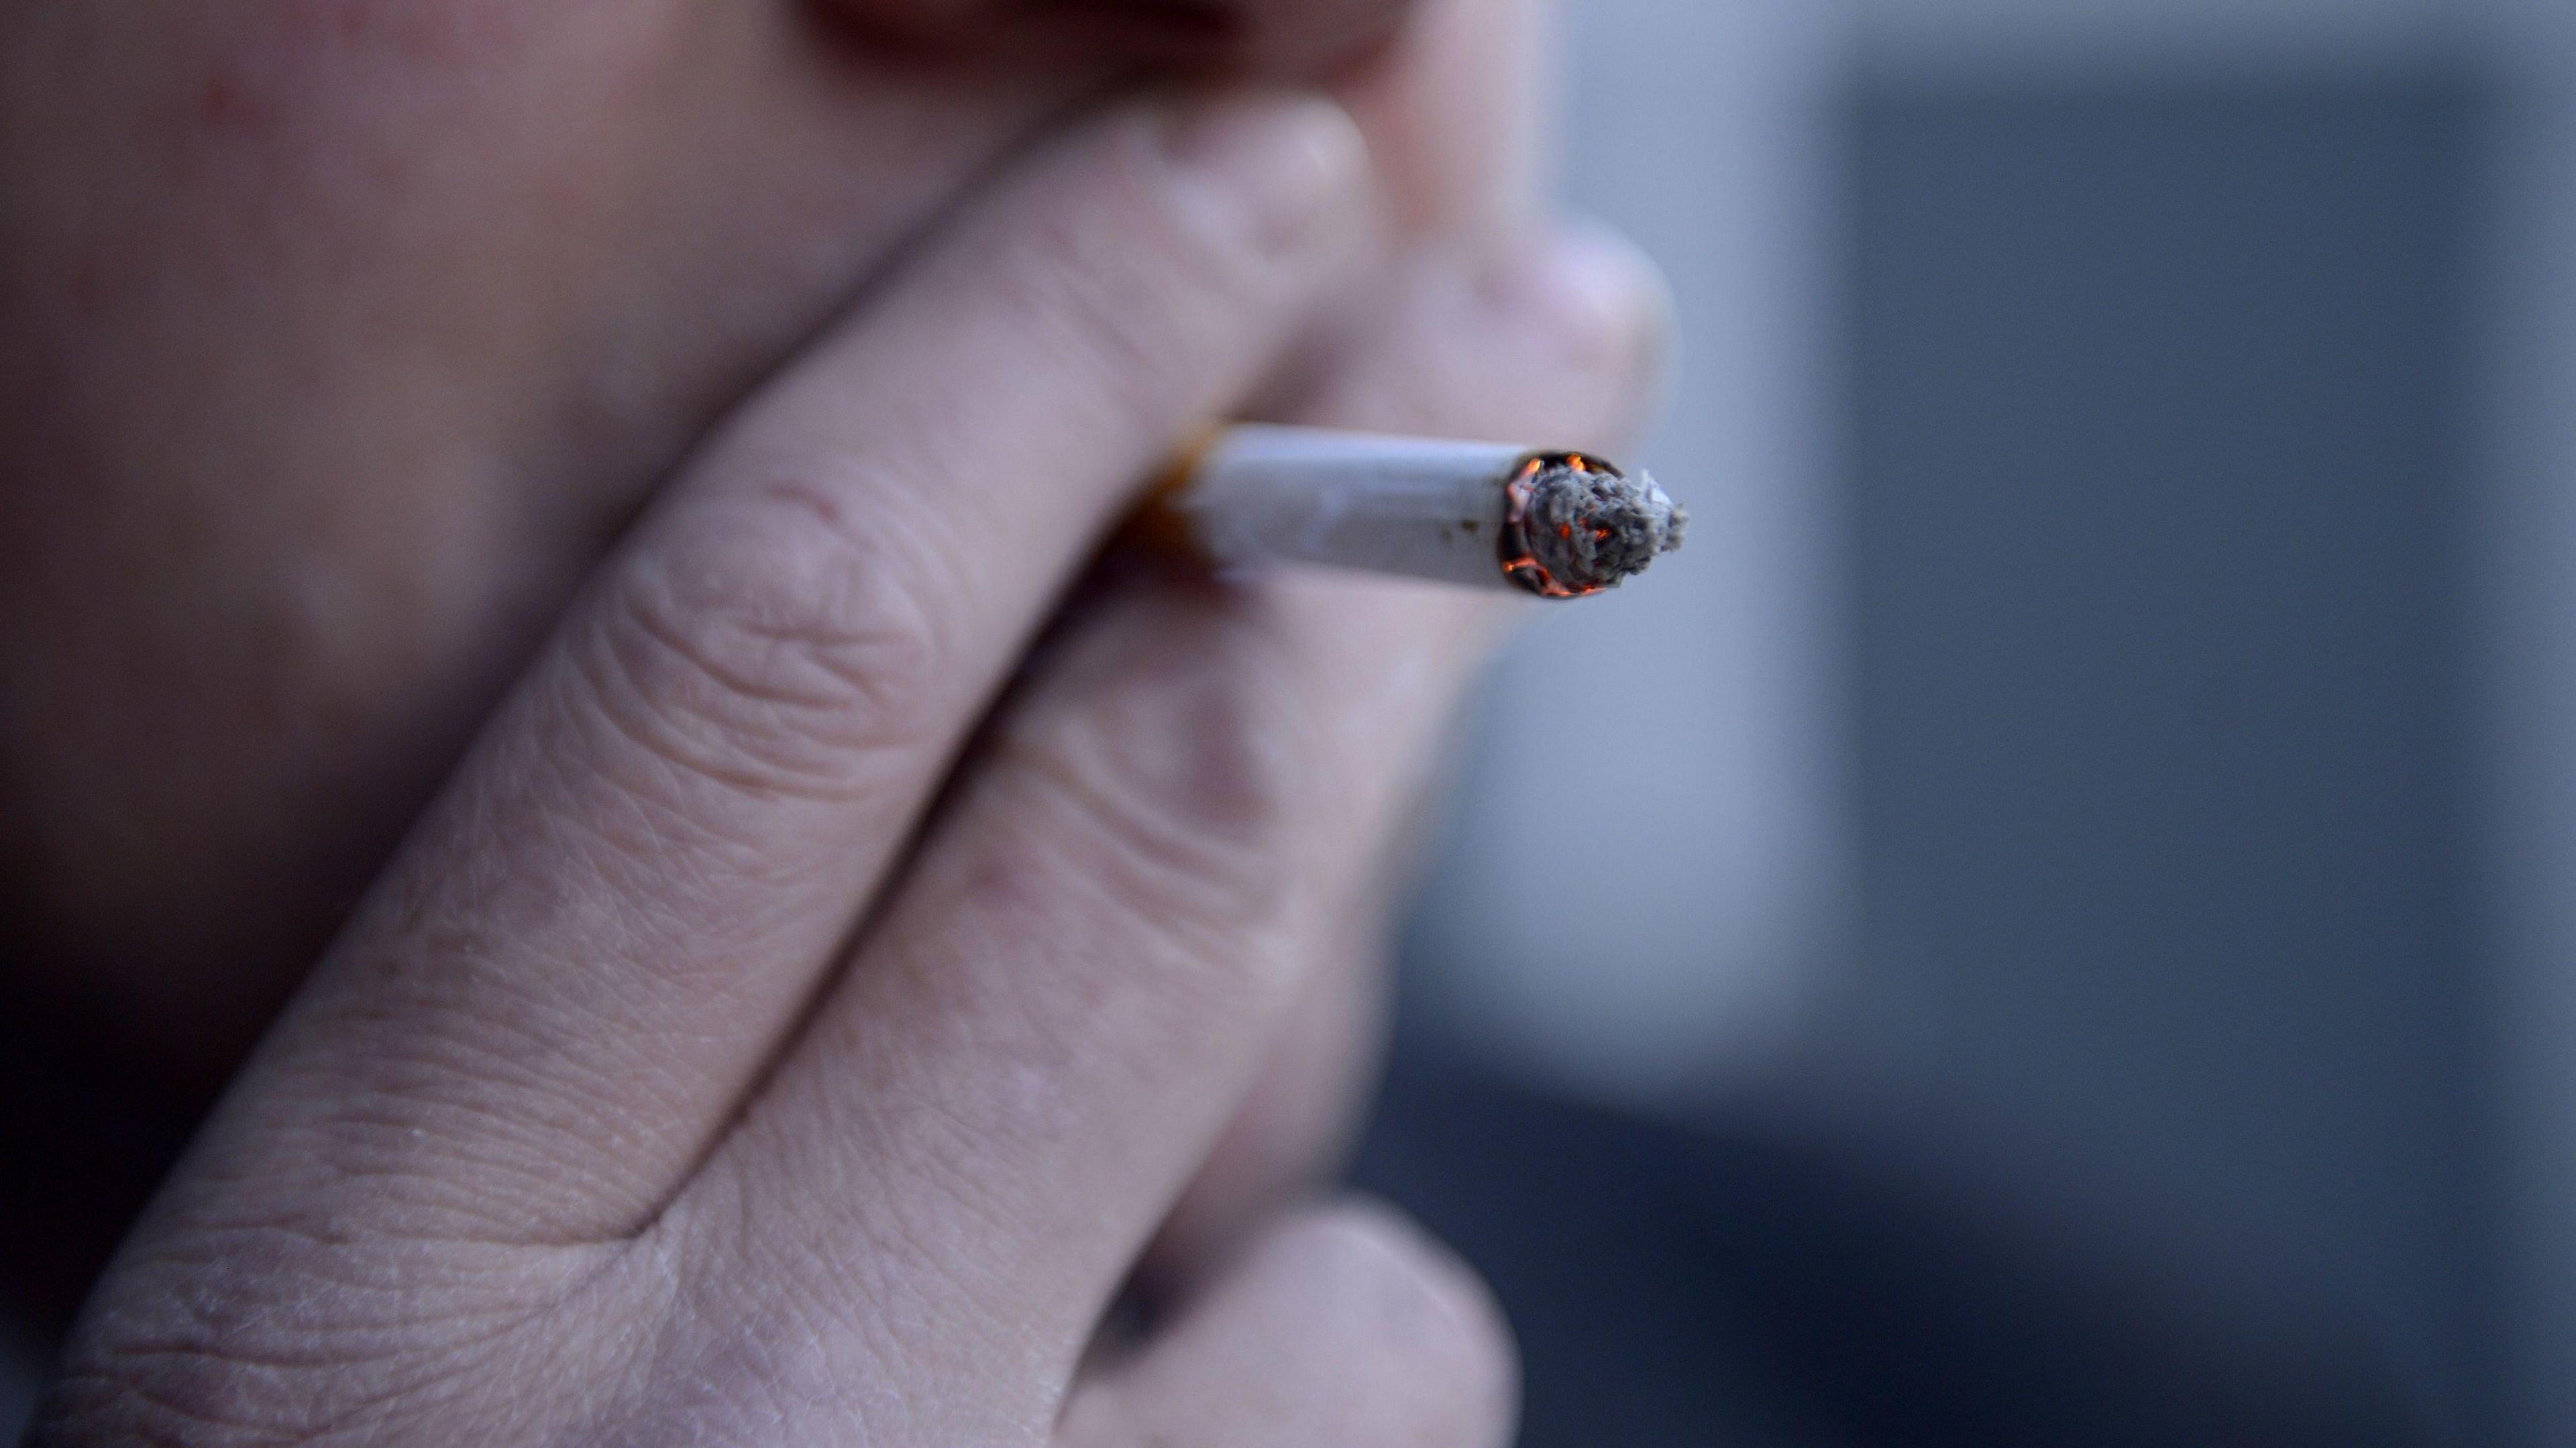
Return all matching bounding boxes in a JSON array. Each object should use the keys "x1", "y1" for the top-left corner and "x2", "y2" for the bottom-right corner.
[{"x1": 1142, "y1": 424, "x2": 1688, "y2": 598}]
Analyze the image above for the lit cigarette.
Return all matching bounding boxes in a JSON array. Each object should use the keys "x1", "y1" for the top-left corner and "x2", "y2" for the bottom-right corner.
[{"x1": 1144, "y1": 424, "x2": 1688, "y2": 598}]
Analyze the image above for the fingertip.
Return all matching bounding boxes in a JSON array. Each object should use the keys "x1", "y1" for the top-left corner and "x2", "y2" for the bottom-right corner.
[
  {"x1": 1158, "y1": 89, "x2": 1373, "y2": 254},
  {"x1": 1482, "y1": 220, "x2": 1671, "y2": 398},
  {"x1": 1269, "y1": 1198, "x2": 1509, "y2": 1343},
  {"x1": 1258, "y1": 1199, "x2": 1522, "y2": 1440}
]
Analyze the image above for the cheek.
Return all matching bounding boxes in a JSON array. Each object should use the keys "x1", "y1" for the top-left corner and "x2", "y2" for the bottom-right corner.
[
  {"x1": 11, "y1": 1, "x2": 695, "y2": 400},
  {"x1": 0, "y1": 0, "x2": 1118, "y2": 1089}
]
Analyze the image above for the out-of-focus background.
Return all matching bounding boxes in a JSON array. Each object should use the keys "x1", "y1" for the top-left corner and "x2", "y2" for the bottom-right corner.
[{"x1": 1358, "y1": 0, "x2": 2576, "y2": 1443}]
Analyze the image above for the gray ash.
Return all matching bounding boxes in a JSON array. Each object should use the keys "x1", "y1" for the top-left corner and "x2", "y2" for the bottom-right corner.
[{"x1": 1519, "y1": 461, "x2": 1688, "y2": 594}]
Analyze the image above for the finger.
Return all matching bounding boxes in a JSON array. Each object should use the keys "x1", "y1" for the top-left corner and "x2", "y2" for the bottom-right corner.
[
  {"x1": 188, "y1": 92, "x2": 1373, "y2": 1244},
  {"x1": 678, "y1": 222, "x2": 1665, "y2": 1400},
  {"x1": 1336, "y1": 0, "x2": 1544, "y2": 241},
  {"x1": 1059, "y1": 1202, "x2": 1517, "y2": 1448},
  {"x1": 1145, "y1": 903, "x2": 1391, "y2": 1278}
]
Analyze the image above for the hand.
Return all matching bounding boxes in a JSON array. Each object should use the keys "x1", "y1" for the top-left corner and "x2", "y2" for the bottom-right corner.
[
  {"x1": 0, "y1": 0, "x2": 1540, "y2": 1082},
  {"x1": 29, "y1": 87, "x2": 1660, "y2": 1446}
]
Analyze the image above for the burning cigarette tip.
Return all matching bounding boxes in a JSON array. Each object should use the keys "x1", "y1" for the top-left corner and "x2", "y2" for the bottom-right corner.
[
  {"x1": 1505, "y1": 455, "x2": 1688, "y2": 599},
  {"x1": 1152, "y1": 425, "x2": 1689, "y2": 600}
]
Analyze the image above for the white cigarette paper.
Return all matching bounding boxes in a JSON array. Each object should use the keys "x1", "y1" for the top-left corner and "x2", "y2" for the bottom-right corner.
[{"x1": 1155, "y1": 424, "x2": 1688, "y2": 598}]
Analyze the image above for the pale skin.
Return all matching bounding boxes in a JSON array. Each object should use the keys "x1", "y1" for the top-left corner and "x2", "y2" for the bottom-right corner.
[{"x1": 4, "y1": 1, "x2": 1668, "y2": 1442}]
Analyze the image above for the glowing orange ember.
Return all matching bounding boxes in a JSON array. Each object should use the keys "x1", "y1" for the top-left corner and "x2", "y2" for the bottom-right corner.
[{"x1": 1499, "y1": 452, "x2": 1615, "y2": 599}]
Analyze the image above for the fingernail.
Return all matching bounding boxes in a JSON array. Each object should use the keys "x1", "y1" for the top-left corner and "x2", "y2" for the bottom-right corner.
[{"x1": 1162, "y1": 91, "x2": 1368, "y2": 252}]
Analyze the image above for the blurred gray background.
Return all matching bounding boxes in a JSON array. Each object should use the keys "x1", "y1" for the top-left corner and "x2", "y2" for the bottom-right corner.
[{"x1": 1391, "y1": 0, "x2": 2576, "y2": 1441}]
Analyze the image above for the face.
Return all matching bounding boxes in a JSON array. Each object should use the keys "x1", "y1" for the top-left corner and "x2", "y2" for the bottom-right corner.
[{"x1": 0, "y1": 0, "x2": 1535, "y2": 1085}]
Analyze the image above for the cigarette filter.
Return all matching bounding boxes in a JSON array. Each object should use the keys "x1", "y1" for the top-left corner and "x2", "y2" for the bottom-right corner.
[{"x1": 1148, "y1": 424, "x2": 1688, "y2": 598}]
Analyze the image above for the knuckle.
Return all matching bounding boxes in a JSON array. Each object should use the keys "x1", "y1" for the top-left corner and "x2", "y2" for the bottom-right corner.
[
  {"x1": 576, "y1": 477, "x2": 958, "y2": 804},
  {"x1": 31, "y1": 1217, "x2": 585, "y2": 1447},
  {"x1": 648, "y1": 1184, "x2": 1042, "y2": 1443},
  {"x1": 42, "y1": 1324, "x2": 343, "y2": 1448},
  {"x1": 1285, "y1": 1203, "x2": 1520, "y2": 1448},
  {"x1": 1000, "y1": 609, "x2": 1316, "y2": 943}
]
